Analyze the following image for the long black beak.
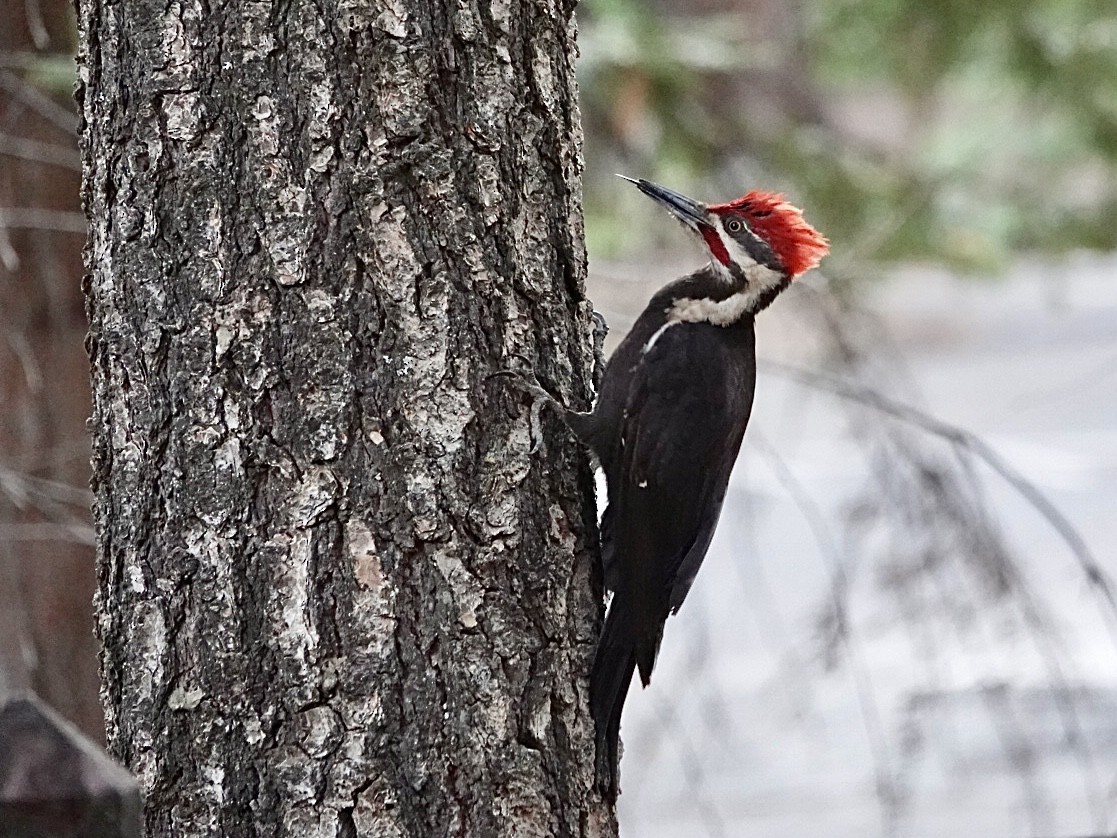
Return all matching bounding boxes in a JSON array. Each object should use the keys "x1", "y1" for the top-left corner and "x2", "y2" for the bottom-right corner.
[{"x1": 618, "y1": 175, "x2": 708, "y2": 231}]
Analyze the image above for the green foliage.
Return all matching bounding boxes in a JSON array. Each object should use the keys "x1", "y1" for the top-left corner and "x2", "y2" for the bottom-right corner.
[{"x1": 580, "y1": 0, "x2": 1117, "y2": 281}]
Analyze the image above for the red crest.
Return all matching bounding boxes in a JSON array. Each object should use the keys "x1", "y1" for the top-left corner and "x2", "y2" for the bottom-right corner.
[{"x1": 709, "y1": 191, "x2": 829, "y2": 278}]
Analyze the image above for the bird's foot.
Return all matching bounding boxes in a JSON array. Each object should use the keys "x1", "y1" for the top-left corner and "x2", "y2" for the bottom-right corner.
[
  {"x1": 489, "y1": 354, "x2": 557, "y2": 403},
  {"x1": 489, "y1": 355, "x2": 562, "y2": 454}
]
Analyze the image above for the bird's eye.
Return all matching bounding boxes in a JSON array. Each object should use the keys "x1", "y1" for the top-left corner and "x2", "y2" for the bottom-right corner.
[{"x1": 725, "y1": 218, "x2": 744, "y2": 232}]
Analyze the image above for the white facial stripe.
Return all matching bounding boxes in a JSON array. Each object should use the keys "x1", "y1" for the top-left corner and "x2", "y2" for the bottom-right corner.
[
  {"x1": 707, "y1": 258, "x2": 733, "y2": 282},
  {"x1": 671, "y1": 215, "x2": 788, "y2": 326},
  {"x1": 713, "y1": 214, "x2": 760, "y2": 273}
]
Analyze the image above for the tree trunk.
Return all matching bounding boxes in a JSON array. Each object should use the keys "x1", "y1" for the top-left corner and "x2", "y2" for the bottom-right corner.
[{"x1": 78, "y1": 1, "x2": 612, "y2": 835}]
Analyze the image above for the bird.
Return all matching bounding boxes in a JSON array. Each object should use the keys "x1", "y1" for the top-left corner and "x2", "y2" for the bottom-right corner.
[{"x1": 503, "y1": 177, "x2": 828, "y2": 799}]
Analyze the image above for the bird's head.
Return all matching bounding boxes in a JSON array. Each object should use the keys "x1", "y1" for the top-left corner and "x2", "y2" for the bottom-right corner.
[{"x1": 621, "y1": 176, "x2": 829, "y2": 286}]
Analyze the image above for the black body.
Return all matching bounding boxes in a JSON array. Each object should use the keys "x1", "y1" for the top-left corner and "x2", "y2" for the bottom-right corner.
[{"x1": 565, "y1": 265, "x2": 758, "y2": 798}]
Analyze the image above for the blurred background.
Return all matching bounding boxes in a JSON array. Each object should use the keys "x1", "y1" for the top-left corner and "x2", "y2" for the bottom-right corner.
[
  {"x1": 0, "y1": 0, "x2": 97, "y2": 739},
  {"x1": 2, "y1": 0, "x2": 1116, "y2": 835}
]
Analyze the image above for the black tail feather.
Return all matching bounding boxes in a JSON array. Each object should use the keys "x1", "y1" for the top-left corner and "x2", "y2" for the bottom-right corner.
[{"x1": 590, "y1": 603, "x2": 638, "y2": 800}]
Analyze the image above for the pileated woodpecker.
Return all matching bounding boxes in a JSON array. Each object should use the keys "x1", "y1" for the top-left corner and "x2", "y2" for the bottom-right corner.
[{"x1": 507, "y1": 178, "x2": 828, "y2": 799}]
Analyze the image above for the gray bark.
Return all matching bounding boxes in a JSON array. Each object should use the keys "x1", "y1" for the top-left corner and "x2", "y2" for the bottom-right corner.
[{"x1": 78, "y1": 1, "x2": 612, "y2": 835}]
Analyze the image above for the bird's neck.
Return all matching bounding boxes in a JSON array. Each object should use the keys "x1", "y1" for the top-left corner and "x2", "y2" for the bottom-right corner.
[{"x1": 657, "y1": 262, "x2": 790, "y2": 327}]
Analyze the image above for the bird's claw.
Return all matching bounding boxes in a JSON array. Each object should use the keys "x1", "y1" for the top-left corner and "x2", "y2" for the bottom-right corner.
[{"x1": 489, "y1": 356, "x2": 561, "y2": 453}]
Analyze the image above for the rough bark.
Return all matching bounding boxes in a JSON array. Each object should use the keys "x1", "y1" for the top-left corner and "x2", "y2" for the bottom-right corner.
[{"x1": 78, "y1": 1, "x2": 612, "y2": 835}]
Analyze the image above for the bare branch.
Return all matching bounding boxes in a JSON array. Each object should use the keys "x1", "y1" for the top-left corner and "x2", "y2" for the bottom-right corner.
[
  {"x1": 0, "y1": 208, "x2": 87, "y2": 234},
  {"x1": 0, "y1": 51, "x2": 50, "y2": 70},
  {"x1": 0, "y1": 131, "x2": 80, "y2": 169},
  {"x1": 0, "y1": 523, "x2": 95, "y2": 546},
  {"x1": 24, "y1": 0, "x2": 51, "y2": 50},
  {"x1": 0, "y1": 465, "x2": 95, "y2": 508},
  {"x1": 759, "y1": 359, "x2": 1117, "y2": 638},
  {"x1": 0, "y1": 69, "x2": 76, "y2": 136},
  {"x1": 751, "y1": 431, "x2": 902, "y2": 833}
]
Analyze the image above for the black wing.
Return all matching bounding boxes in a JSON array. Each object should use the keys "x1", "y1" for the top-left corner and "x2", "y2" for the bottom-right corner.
[{"x1": 612, "y1": 319, "x2": 756, "y2": 683}]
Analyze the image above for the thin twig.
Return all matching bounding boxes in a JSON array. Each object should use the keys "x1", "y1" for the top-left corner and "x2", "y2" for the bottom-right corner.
[
  {"x1": 0, "y1": 131, "x2": 80, "y2": 169},
  {"x1": 0, "y1": 69, "x2": 76, "y2": 135},
  {"x1": 0, "y1": 208, "x2": 87, "y2": 233},
  {"x1": 24, "y1": 0, "x2": 51, "y2": 50},
  {"x1": 645, "y1": 695, "x2": 728, "y2": 838},
  {"x1": 752, "y1": 431, "x2": 901, "y2": 836},
  {"x1": 0, "y1": 465, "x2": 95, "y2": 507},
  {"x1": 758, "y1": 359, "x2": 1117, "y2": 646},
  {"x1": 0, "y1": 522, "x2": 95, "y2": 545}
]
